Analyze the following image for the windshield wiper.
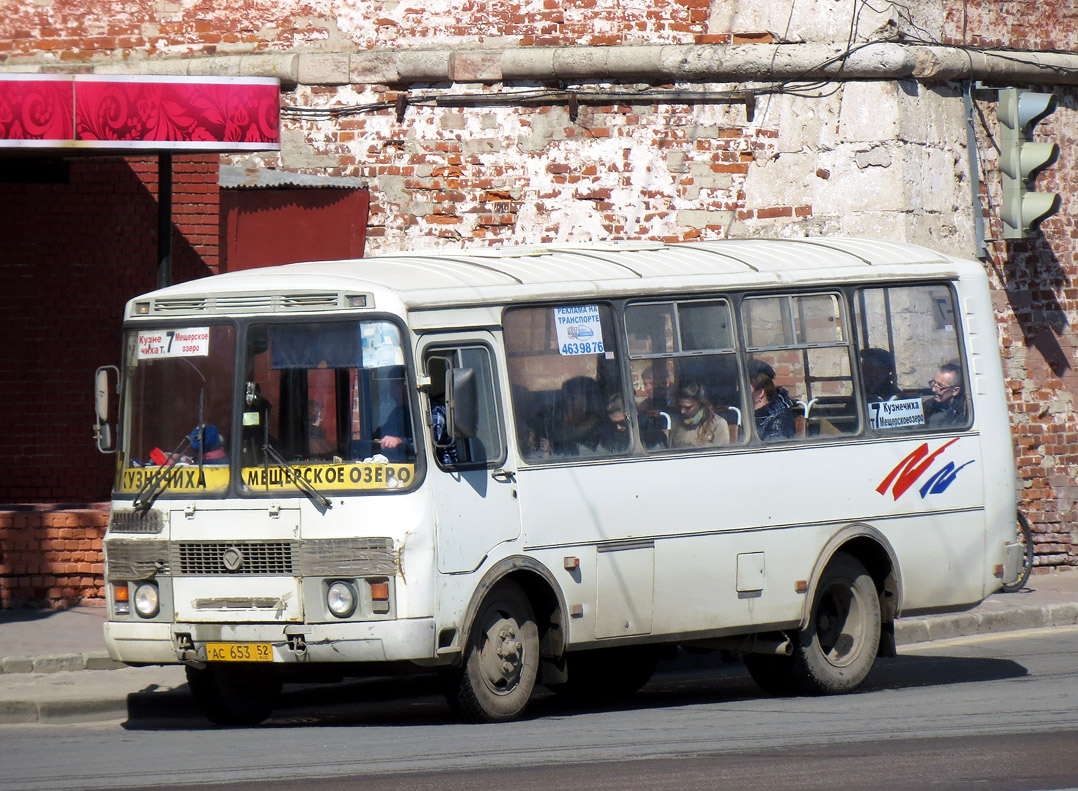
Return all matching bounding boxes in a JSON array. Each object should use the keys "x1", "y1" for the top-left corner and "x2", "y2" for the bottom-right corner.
[
  {"x1": 132, "y1": 433, "x2": 193, "y2": 515},
  {"x1": 262, "y1": 443, "x2": 333, "y2": 514}
]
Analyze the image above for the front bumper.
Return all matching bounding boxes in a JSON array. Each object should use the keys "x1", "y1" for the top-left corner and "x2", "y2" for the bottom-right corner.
[{"x1": 104, "y1": 617, "x2": 436, "y2": 666}]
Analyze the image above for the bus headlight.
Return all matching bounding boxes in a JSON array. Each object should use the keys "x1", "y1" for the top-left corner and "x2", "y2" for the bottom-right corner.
[
  {"x1": 133, "y1": 583, "x2": 160, "y2": 618},
  {"x1": 326, "y1": 581, "x2": 358, "y2": 618}
]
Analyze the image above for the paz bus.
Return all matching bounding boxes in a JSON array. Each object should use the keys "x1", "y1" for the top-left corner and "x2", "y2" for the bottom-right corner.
[{"x1": 95, "y1": 237, "x2": 1023, "y2": 724}]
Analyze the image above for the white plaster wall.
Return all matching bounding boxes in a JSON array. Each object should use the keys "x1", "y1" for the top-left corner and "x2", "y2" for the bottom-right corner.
[{"x1": 707, "y1": 0, "x2": 948, "y2": 44}]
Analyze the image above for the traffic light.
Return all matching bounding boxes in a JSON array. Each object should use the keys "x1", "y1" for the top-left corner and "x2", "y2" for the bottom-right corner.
[{"x1": 998, "y1": 88, "x2": 1060, "y2": 239}]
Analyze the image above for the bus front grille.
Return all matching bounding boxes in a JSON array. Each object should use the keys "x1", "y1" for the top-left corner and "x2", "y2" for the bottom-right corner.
[{"x1": 172, "y1": 541, "x2": 296, "y2": 576}]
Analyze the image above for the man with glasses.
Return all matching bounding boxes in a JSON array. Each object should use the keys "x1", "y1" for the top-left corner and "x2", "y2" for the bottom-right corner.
[{"x1": 925, "y1": 363, "x2": 967, "y2": 429}]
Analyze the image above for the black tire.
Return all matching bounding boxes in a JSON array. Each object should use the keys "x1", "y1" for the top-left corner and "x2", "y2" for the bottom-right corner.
[
  {"x1": 546, "y1": 646, "x2": 659, "y2": 701},
  {"x1": 1002, "y1": 510, "x2": 1034, "y2": 593},
  {"x1": 442, "y1": 580, "x2": 539, "y2": 723},
  {"x1": 185, "y1": 664, "x2": 282, "y2": 726}
]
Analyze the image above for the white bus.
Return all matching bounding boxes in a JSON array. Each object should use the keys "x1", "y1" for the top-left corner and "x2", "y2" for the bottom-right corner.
[{"x1": 96, "y1": 238, "x2": 1023, "y2": 725}]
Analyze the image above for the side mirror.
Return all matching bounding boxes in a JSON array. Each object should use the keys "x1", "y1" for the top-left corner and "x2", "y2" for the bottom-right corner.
[
  {"x1": 445, "y1": 367, "x2": 478, "y2": 440},
  {"x1": 94, "y1": 365, "x2": 119, "y2": 454}
]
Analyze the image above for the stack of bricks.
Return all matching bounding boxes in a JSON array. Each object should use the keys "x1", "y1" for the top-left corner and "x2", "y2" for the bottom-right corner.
[{"x1": 0, "y1": 507, "x2": 107, "y2": 609}]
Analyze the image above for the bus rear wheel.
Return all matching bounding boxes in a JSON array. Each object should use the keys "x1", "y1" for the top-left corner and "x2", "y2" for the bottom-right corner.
[
  {"x1": 793, "y1": 552, "x2": 881, "y2": 694},
  {"x1": 746, "y1": 553, "x2": 881, "y2": 697},
  {"x1": 185, "y1": 664, "x2": 282, "y2": 726},
  {"x1": 442, "y1": 580, "x2": 539, "y2": 723}
]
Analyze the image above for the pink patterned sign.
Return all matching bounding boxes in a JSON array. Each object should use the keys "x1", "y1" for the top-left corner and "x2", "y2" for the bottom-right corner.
[
  {"x1": 0, "y1": 75, "x2": 279, "y2": 151},
  {"x1": 0, "y1": 76, "x2": 74, "y2": 143}
]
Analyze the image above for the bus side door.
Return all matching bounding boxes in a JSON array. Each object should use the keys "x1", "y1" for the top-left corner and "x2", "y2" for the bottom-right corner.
[{"x1": 421, "y1": 335, "x2": 521, "y2": 574}]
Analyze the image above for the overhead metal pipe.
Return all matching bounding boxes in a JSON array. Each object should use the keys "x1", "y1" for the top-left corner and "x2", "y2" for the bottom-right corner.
[{"x1": 24, "y1": 42, "x2": 1078, "y2": 89}]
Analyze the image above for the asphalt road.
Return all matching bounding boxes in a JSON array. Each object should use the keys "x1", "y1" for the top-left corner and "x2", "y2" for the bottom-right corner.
[{"x1": 3, "y1": 625, "x2": 1078, "y2": 791}]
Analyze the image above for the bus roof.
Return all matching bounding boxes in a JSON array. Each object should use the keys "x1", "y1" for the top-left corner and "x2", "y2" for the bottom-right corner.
[{"x1": 131, "y1": 237, "x2": 972, "y2": 318}]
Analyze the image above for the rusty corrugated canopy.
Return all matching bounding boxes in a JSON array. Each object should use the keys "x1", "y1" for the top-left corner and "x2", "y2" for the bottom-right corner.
[
  {"x1": 0, "y1": 74, "x2": 280, "y2": 152},
  {"x1": 219, "y1": 165, "x2": 365, "y2": 189}
]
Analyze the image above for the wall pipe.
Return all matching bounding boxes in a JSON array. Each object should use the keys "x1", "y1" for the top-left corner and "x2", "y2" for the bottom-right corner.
[{"x1": 21, "y1": 42, "x2": 1075, "y2": 89}]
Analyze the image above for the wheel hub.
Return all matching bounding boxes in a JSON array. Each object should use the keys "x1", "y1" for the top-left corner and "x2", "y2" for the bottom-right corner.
[
  {"x1": 816, "y1": 582, "x2": 865, "y2": 668},
  {"x1": 479, "y1": 619, "x2": 523, "y2": 693}
]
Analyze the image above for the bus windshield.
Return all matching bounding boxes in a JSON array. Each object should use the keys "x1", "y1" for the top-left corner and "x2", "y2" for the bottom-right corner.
[
  {"x1": 115, "y1": 319, "x2": 419, "y2": 499},
  {"x1": 238, "y1": 319, "x2": 417, "y2": 494},
  {"x1": 118, "y1": 324, "x2": 236, "y2": 495}
]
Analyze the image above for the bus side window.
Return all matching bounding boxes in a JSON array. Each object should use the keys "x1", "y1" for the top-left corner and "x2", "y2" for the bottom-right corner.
[
  {"x1": 854, "y1": 285, "x2": 970, "y2": 433},
  {"x1": 742, "y1": 293, "x2": 857, "y2": 442},
  {"x1": 504, "y1": 304, "x2": 626, "y2": 462},
  {"x1": 626, "y1": 299, "x2": 741, "y2": 451}
]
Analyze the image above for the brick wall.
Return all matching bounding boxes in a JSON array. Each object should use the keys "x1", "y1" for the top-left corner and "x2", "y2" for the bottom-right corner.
[
  {"x1": 0, "y1": 507, "x2": 107, "y2": 609},
  {"x1": 313, "y1": 98, "x2": 785, "y2": 250},
  {"x1": 0, "y1": 154, "x2": 220, "y2": 506},
  {"x1": 0, "y1": 0, "x2": 719, "y2": 57}
]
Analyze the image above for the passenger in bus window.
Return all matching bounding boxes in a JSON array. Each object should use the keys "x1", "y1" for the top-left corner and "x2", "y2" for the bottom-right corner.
[
  {"x1": 632, "y1": 363, "x2": 672, "y2": 449},
  {"x1": 598, "y1": 393, "x2": 631, "y2": 453},
  {"x1": 751, "y1": 370, "x2": 796, "y2": 441},
  {"x1": 308, "y1": 400, "x2": 334, "y2": 457},
  {"x1": 670, "y1": 381, "x2": 730, "y2": 448},
  {"x1": 190, "y1": 424, "x2": 228, "y2": 464},
  {"x1": 537, "y1": 376, "x2": 605, "y2": 456},
  {"x1": 924, "y1": 363, "x2": 967, "y2": 429},
  {"x1": 860, "y1": 348, "x2": 901, "y2": 402}
]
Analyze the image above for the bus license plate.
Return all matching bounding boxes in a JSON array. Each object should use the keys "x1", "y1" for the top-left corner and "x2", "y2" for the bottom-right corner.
[{"x1": 206, "y1": 642, "x2": 273, "y2": 662}]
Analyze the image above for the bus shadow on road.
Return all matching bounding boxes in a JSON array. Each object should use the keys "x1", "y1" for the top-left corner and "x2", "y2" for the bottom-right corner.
[
  {"x1": 861, "y1": 652, "x2": 1028, "y2": 691},
  {"x1": 121, "y1": 651, "x2": 1027, "y2": 730}
]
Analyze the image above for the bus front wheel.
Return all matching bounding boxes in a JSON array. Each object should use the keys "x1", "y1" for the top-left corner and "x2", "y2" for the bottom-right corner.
[{"x1": 443, "y1": 580, "x2": 539, "y2": 723}]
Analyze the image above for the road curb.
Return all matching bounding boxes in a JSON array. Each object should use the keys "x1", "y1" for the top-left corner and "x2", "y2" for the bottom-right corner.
[
  {"x1": 895, "y1": 602, "x2": 1078, "y2": 645},
  {"x1": 0, "y1": 697, "x2": 130, "y2": 724},
  {"x1": 0, "y1": 653, "x2": 125, "y2": 675}
]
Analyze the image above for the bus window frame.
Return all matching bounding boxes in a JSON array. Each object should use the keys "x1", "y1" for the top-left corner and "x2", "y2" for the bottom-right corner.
[
  {"x1": 114, "y1": 319, "x2": 240, "y2": 500},
  {"x1": 737, "y1": 289, "x2": 858, "y2": 443},
  {"x1": 623, "y1": 295, "x2": 745, "y2": 452}
]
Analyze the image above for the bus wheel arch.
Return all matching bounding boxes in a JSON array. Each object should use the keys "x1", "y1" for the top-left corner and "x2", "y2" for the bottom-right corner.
[
  {"x1": 746, "y1": 527, "x2": 900, "y2": 698},
  {"x1": 792, "y1": 551, "x2": 882, "y2": 693},
  {"x1": 804, "y1": 525, "x2": 902, "y2": 657},
  {"x1": 443, "y1": 557, "x2": 567, "y2": 722}
]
